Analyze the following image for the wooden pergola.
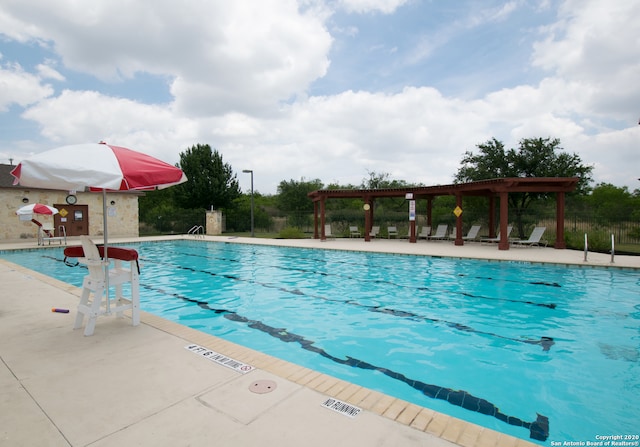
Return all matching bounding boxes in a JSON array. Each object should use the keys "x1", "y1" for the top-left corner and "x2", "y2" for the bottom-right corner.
[{"x1": 308, "y1": 177, "x2": 579, "y2": 250}]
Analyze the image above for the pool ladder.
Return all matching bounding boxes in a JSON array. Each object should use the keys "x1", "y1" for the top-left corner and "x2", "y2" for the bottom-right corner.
[
  {"x1": 188, "y1": 225, "x2": 204, "y2": 238},
  {"x1": 583, "y1": 233, "x2": 615, "y2": 263}
]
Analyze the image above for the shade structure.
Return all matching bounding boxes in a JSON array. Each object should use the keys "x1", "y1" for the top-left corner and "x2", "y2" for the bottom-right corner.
[
  {"x1": 16, "y1": 203, "x2": 59, "y2": 215},
  {"x1": 11, "y1": 142, "x2": 187, "y2": 313}
]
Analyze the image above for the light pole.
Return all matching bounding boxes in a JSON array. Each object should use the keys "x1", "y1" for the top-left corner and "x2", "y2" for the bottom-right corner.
[{"x1": 242, "y1": 169, "x2": 254, "y2": 237}]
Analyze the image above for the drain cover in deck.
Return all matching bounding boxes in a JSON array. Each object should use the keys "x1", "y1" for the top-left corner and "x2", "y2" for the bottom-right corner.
[{"x1": 249, "y1": 379, "x2": 277, "y2": 394}]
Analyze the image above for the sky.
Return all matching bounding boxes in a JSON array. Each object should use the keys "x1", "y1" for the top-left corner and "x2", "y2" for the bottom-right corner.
[{"x1": 1, "y1": 0, "x2": 639, "y2": 195}]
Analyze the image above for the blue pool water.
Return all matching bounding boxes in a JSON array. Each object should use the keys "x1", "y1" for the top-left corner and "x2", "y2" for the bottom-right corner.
[{"x1": 1, "y1": 240, "x2": 639, "y2": 444}]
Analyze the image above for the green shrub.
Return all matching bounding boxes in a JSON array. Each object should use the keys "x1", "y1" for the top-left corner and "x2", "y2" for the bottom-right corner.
[
  {"x1": 277, "y1": 227, "x2": 307, "y2": 239},
  {"x1": 565, "y1": 229, "x2": 613, "y2": 252}
]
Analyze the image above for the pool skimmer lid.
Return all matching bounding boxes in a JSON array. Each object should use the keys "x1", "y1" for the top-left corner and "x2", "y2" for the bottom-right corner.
[{"x1": 249, "y1": 379, "x2": 277, "y2": 394}]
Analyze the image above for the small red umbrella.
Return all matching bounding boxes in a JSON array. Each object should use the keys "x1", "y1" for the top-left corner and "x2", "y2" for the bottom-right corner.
[{"x1": 16, "y1": 203, "x2": 59, "y2": 215}]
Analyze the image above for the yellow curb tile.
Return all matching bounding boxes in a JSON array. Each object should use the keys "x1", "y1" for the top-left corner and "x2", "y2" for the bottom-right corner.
[
  {"x1": 410, "y1": 408, "x2": 435, "y2": 431},
  {"x1": 395, "y1": 403, "x2": 422, "y2": 425},
  {"x1": 371, "y1": 394, "x2": 396, "y2": 415},
  {"x1": 325, "y1": 380, "x2": 349, "y2": 397},
  {"x1": 347, "y1": 386, "x2": 372, "y2": 406},
  {"x1": 455, "y1": 423, "x2": 484, "y2": 447},
  {"x1": 425, "y1": 413, "x2": 452, "y2": 437},
  {"x1": 494, "y1": 433, "x2": 518, "y2": 447},
  {"x1": 383, "y1": 399, "x2": 408, "y2": 420},
  {"x1": 441, "y1": 417, "x2": 467, "y2": 443},
  {"x1": 475, "y1": 428, "x2": 500, "y2": 447},
  {"x1": 335, "y1": 383, "x2": 362, "y2": 401}
]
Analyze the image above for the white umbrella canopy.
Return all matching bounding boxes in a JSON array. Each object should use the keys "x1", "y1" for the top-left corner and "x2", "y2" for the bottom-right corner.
[
  {"x1": 16, "y1": 203, "x2": 59, "y2": 215},
  {"x1": 11, "y1": 142, "x2": 187, "y2": 191}
]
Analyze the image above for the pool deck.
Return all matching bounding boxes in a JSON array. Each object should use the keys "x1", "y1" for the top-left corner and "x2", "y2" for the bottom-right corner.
[{"x1": 1, "y1": 235, "x2": 638, "y2": 447}]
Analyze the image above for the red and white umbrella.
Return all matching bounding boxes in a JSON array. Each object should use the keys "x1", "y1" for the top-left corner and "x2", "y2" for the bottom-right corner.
[
  {"x1": 10, "y1": 142, "x2": 187, "y2": 191},
  {"x1": 16, "y1": 203, "x2": 59, "y2": 215},
  {"x1": 11, "y1": 143, "x2": 187, "y2": 243}
]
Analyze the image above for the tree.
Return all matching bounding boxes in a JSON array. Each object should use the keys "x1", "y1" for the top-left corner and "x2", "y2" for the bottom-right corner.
[
  {"x1": 173, "y1": 144, "x2": 240, "y2": 210},
  {"x1": 276, "y1": 177, "x2": 324, "y2": 228},
  {"x1": 587, "y1": 183, "x2": 636, "y2": 223},
  {"x1": 455, "y1": 137, "x2": 593, "y2": 238}
]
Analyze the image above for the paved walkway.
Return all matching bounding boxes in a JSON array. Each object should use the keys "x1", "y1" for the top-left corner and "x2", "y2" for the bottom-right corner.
[{"x1": 1, "y1": 236, "x2": 637, "y2": 447}]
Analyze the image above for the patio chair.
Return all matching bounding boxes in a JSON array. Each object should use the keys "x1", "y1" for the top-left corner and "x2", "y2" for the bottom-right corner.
[
  {"x1": 447, "y1": 227, "x2": 457, "y2": 240},
  {"x1": 462, "y1": 225, "x2": 482, "y2": 241},
  {"x1": 428, "y1": 224, "x2": 448, "y2": 240},
  {"x1": 481, "y1": 225, "x2": 513, "y2": 244},
  {"x1": 74, "y1": 236, "x2": 140, "y2": 336},
  {"x1": 417, "y1": 226, "x2": 431, "y2": 240},
  {"x1": 349, "y1": 226, "x2": 361, "y2": 238},
  {"x1": 369, "y1": 226, "x2": 380, "y2": 238},
  {"x1": 512, "y1": 226, "x2": 548, "y2": 247},
  {"x1": 323, "y1": 224, "x2": 335, "y2": 240},
  {"x1": 387, "y1": 226, "x2": 398, "y2": 239}
]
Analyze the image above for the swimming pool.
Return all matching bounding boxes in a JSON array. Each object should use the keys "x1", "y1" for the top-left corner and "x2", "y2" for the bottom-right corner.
[{"x1": 1, "y1": 240, "x2": 638, "y2": 444}]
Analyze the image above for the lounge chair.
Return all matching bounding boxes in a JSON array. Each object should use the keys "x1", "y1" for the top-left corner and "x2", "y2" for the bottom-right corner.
[
  {"x1": 462, "y1": 225, "x2": 481, "y2": 241},
  {"x1": 428, "y1": 224, "x2": 448, "y2": 240},
  {"x1": 512, "y1": 226, "x2": 548, "y2": 247},
  {"x1": 369, "y1": 226, "x2": 380, "y2": 238},
  {"x1": 323, "y1": 224, "x2": 335, "y2": 240},
  {"x1": 447, "y1": 227, "x2": 457, "y2": 240},
  {"x1": 349, "y1": 226, "x2": 361, "y2": 238},
  {"x1": 417, "y1": 226, "x2": 431, "y2": 240},
  {"x1": 481, "y1": 225, "x2": 513, "y2": 244},
  {"x1": 387, "y1": 226, "x2": 398, "y2": 239},
  {"x1": 74, "y1": 236, "x2": 140, "y2": 336}
]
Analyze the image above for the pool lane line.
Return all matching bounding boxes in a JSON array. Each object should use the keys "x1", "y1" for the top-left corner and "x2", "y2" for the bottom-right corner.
[
  {"x1": 171, "y1": 246, "x2": 565, "y2": 291},
  {"x1": 139, "y1": 258, "x2": 556, "y2": 351},
  {"x1": 48, "y1": 253, "x2": 556, "y2": 350},
  {"x1": 141, "y1": 251, "x2": 559, "y2": 310},
  {"x1": 140, "y1": 282, "x2": 550, "y2": 442}
]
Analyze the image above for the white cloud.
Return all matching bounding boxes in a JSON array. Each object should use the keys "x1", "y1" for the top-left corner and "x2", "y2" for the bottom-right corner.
[
  {"x1": 36, "y1": 62, "x2": 65, "y2": 81},
  {"x1": 532, "y1": 0, "x2": 640, "y2": 121},
  {"x1": 1, "y1": 0, "x2": 332, "y2": 117},
  {"x1": 0, "y1": 62, "x2": 53, "y2": 111},
  {"x1": 338, "y1": 0, "x2": 409, "y2": 14}
]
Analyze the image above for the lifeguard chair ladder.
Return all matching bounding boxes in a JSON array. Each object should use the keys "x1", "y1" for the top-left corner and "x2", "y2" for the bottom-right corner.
[{"x1": 73, "y1": 236, "x2": 140, "y2": 336}]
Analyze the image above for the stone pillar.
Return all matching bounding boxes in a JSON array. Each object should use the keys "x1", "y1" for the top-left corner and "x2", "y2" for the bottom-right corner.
[{"x1": 205, "y1": 210, "x2": 223, "y2": 235}]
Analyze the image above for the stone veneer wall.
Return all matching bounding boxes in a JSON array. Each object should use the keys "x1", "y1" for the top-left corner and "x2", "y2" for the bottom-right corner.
[
  {"x1": 205, "y1": 210, "x2": 223, "y2": 235},
  {"x1": 0, "y1": 188, "x2": 139, "y2": 242}
]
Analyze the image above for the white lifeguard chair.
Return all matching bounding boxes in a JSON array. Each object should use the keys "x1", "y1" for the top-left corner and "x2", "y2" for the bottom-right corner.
[{"x1": 74, "y1": 236, "x2": 140, "y2": 336}]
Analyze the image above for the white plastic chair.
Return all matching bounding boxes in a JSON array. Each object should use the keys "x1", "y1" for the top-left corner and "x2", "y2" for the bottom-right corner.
[
  {"x1": 417, "y1": 226, "x2": 431, "y2": 240},
  {"x1": 512, "y1": 226, "x2": 548, "y2": 247},
  {"x1": 428, "y1": 224, "x2": 448, "y2": 240}
]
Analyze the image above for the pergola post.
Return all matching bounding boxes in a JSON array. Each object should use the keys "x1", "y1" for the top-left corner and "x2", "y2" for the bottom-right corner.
[
  {"x1": 319, "y1": 198, "x2": 326, "y2": 241},
  {"x1": 555, "y1": 192, "x2": 567, "y2": 249},
  {"x1": 488, "y1": 195, "x2": 496, "y2": 238},
  {"x1": 364, "y1": 197, "x2": 373, "y2": 242},
  {"x1": 498, "y1": 191, "x2": 510, "y2": 250},
  {"x1": 454, "y1": 193, "x2": 464, "y2": 246},
  {"x1": 313, "y1": 200, "x2": 319, "y2": 239}
]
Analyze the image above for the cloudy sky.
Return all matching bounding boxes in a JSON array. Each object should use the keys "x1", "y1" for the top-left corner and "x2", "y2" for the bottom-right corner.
[{"x1": 1, "y1": 0, "x2": 639, "y2": 195}]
